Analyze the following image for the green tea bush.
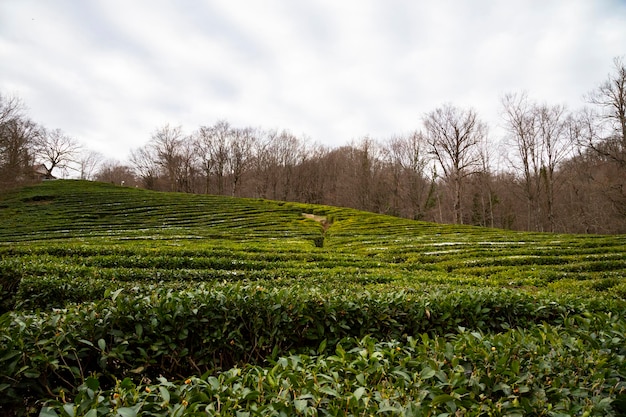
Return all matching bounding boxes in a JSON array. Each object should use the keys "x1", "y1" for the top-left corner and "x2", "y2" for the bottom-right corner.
[
  {"x1": 613, "y1": 282, "x2": 626, "y2": 300},
  {"x1": 14, "y1": 276, "x2": 116, "y2": 310},
  {"x1": 40, "y1": 316, "x2": 626, "y2": 416},
  {"x1": 3, "y1": 284, "x2": 624, "y2": 413},
  {"x1": 0, "y1": 259, "x2": 22, "y2": 314}
]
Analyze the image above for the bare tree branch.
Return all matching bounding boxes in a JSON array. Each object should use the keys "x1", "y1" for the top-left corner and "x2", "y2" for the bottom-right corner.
[
  {"x1": 423, "y1": 104, "x2": 486, "y2": 224},
  {"x1": 34, "y1": 128, "x2": 81, "y2": 177}
]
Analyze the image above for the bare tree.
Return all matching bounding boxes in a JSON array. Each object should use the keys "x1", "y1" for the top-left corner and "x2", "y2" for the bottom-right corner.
[
  {"x1": 195, "y1": 121, "x2": 231, "y2": 195},
  {"x1": 193, "y1": 126, "x2": 215, "y2": 194},
  {"x1": 229, "y1": 126, "x2": 257, "y2": 196},
  {"x1": 292, "y1": 143, "x2": 330, "y2": 204},
  {"x1": 34, "y1": 128, "x2": 81, "y2": 177},
  {"x1": 536, "y1": 103, "x2": 572, "y2": 231},
  {"x1": 176, "y1": 137, "x2": 198, "y2": 193},
  {"x1": 0, "y1": 118, "x2": 40, "y2": 186},
  {"x1": 210, "y1": 121, "x2": 231, "y2": 195},
  {"x1": 0, "y1": 94, "x2": 40, "y2": 188},
  {"x1": 501, "y1": 92, "x2": 543, "y2": 230},
  {"x1": 0, "y1": 92, "x2": 24, "y2": 126},
  {"x1": 384, "y1": 131, "x2": 433, "y2": 219},
  {"x1": 501, "y1": 93, "x2": 574, "y2": 231},
  {"x1": 250, "y1": 130, "x2": 276, "y2": 198},
  {"x1": 383, "y1": 136, "x2": 407, "y2": 216},
  {"x1": 0, "y1": 93, "x2": 23, "y2": 126},
  {"x1": 350, "y1": 137, "x2": 376, "y2": 210},
  {"x1": 129, "y1": 124, "x2": 198, "y2": 192},
  {"x1": 150, "y1": 124, "x2": 185, "y2": 192},
  {"x1": 423, "y1": 104, "x2": 486, "y2": 224},
  {"x1": 252, "y1": 130, "x2": 306, "y2": 201},
  {"x1": 95, "y1": 159, "x2": 138, "y2": 186},
  {"x1": 471, "y1": 133, "x2": 498, "y2": 228},
  {"x1": 585, "y1": 56, "x2": 626, "y2": 165},
  {"x1": 77, "y1": 150, "x2": 104, "y2": 180},
  {"x1": 129, "y1": 145, "x2": 160, "y2": 189}
]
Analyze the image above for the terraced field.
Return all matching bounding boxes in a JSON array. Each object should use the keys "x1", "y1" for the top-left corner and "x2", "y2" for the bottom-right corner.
[{"x1": 1, "y1": 180, "x2": 625, "y2": 416}]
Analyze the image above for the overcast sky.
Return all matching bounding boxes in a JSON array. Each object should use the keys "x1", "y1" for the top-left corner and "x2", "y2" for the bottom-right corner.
[{"x1": 1, "y1": 1, "x2": 625, "y2": 160}]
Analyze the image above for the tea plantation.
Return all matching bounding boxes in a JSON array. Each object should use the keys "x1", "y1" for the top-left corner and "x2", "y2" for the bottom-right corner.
[{"x1": 1, "y1": 180, "x2": 625, "y2": 416}]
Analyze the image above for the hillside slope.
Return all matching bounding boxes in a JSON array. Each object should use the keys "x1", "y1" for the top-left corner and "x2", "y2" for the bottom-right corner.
[
  {"x1": 0, "y1": 180, "x2": 324, "y2": 241},
  {"x1": 1, "y1": 181, "x2": 626, "y2": 415},
  {"x1": 1, "y1": 180, "x2": 625, "y2": 289}
]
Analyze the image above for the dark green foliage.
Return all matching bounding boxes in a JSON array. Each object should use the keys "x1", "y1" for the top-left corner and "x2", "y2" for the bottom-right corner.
[
  {"x1": 39, "y1": 318, "x2": 626, "y2": 416},
  {"x1": 2, "y1": 285, "x2": 624, "y2": 414},
  {"x1": 0, "y1": 258, "x2": 23, "y2": 314}
]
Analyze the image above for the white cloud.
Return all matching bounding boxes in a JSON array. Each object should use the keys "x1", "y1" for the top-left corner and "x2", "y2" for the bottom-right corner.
[{"x1": 1, "y1": 0, "x2": 625, "y2": 159}]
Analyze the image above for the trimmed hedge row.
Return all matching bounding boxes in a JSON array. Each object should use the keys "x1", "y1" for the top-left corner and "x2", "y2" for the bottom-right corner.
[
  {"x1": 14, "y1": 275, "x2": 411, "y2": 312},
  {"x1": 2, "y1": 284, "x2": 623, "y2": 412},
  {"x1": 4, "y1": 254, "x2": 625, "y2": 315},
  {"x1": 41, "y1": 316, "x2": 626, "y2": 416}
]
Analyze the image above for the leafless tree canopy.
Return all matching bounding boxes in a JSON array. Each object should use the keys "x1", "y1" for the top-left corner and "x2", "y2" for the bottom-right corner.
[
  {"x1": 586, "y1": 58, "x2": 626, "y2": 142},
  {"x1": 78, "y1": 150, "x2": 104, "y2": 180},
  {"x1": 1, "y1": 94, "x2": 40, "y2": 188},
  {"x1": 34, "y1": 128, "x2": 82, "y2": 178},
  {"x1": 423, "y1": 104, "x2": 487, "y2": 224},
  {"x1": 501, "y1": 94, "x2": 575, "y2": 231}
]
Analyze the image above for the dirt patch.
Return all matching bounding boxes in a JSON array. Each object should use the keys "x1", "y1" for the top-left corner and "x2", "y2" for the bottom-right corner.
[
  {"x1": 302, "y1": 213, "x2": 332, "y2": 232},
  {"x1": 302, "y1": 213, "x2": 326, "y2": 222}
]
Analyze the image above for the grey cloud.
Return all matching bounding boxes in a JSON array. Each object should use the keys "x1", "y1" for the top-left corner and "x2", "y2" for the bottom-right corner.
[{"x1": 1, "y1": 0, "x2": 625, "y2": 158}]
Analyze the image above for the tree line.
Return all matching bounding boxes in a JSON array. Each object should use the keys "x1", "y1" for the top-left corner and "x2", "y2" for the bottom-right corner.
[
  {"x1": 2, "y1": 57, "x2": 625, "y2": 234},
  {"x1": 0, "y1": 95, "x2": 102, "y2": 187}
]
